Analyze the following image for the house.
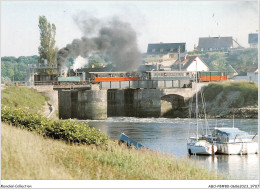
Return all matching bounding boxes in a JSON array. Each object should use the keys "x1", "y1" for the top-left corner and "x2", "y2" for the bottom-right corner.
[
  {"x1": 233, "y1": 64, "x2": 258, "y2": 83},
  {"x1": 248, "y1": 33, "x2": 258, "y2": 48},
  {"x1": 171, "y1": 56, "x2": 209, "y2": 71},
  {"x1": 197, "y1": 37, "x2": 240, "y2": 51},
  {"x1": 145, "y1": 42, "x2": 187, "y2": 69}
]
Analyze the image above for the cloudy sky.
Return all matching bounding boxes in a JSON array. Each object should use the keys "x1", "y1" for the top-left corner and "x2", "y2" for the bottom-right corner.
[{"x1": 1, "y1": 1, "x2": 259, "y2": 57}]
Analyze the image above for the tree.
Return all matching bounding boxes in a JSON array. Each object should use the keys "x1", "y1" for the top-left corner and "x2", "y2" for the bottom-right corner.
[{"x1": 38, "y1": 16, "x2": 58, "y2": 68}]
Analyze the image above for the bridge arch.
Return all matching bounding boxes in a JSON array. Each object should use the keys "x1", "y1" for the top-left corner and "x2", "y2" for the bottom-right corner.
[{"x1": 160, "y1": 94, "x2": 186, "y2": 118}]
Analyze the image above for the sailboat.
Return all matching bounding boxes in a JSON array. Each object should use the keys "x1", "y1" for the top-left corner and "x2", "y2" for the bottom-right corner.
[{"x1": 187, "y1": 59, "x2": 217, "y2": 155}]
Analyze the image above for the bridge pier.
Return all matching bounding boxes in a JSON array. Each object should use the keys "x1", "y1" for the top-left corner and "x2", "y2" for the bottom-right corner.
[
  {"x1": 133, "y1": 89, "x2": 161, "y2": 117},
  {"x1": 58, "y1": 89, "x2": 107, "y2": 120}
]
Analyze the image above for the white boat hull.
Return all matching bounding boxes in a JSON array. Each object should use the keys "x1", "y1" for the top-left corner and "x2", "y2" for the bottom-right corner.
[
  {"x1": 187, "y1": 140, "x2": 217, "y2": 155},
  {"x1": 216, "y1": 142, "x2": 258, "y2": 155}
]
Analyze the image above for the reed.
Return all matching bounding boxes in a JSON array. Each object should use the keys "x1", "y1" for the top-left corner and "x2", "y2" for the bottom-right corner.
[{"x1": 2, "y1": 122, "x2": 226, "y2": 180}]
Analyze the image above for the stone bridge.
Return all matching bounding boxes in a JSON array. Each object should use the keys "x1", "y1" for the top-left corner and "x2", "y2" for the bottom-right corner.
[{"x1": 54, "y1": 82, "x2": 208, "y2": 120}]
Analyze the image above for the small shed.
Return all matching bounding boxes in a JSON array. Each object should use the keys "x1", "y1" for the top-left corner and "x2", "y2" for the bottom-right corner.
[{"x1": 233, "y1": 64, "x2": 258, "y2": 83}]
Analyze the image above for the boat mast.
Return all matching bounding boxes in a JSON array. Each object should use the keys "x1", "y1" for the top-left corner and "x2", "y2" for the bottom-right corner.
[{"x1": 195, "y1": 59, "x2": 198, "y2": 140}]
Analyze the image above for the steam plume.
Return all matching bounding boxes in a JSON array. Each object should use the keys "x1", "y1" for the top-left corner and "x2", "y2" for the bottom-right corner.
[
  {"x1": 57, "y1": 17, "x2": 141, "y2": 74},
  {"x1": 73, "y1": 56, "x2": 89, "y2": 71}
]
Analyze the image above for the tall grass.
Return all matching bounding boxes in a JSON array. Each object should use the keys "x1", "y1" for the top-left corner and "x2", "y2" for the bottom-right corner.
[
  {"x1": 1, "y1": 122, "x2": 226, "y2": 180},
  {"x1": 1, "y1": 86, "x2": 49, "y2": 113}
]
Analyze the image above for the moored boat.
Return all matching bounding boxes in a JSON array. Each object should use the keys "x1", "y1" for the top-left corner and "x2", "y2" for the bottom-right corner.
[
  {"x1": 206, "y1": 127, "x2": 258, "y2": 155},
  {"x1": 187, "y1": 137, "x2": 217, "y2": 155},
  {"x1": 187, "y1": 59, "x2": 217, "y2": 155}
]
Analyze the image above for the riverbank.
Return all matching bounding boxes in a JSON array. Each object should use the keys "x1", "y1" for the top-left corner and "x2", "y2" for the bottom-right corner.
[
  {"x1": 1, "y1": 86, "x2": 226, "y2": 180},
  {"x1": 191, "y1": 81, "x2": 258, "y2": 119},
  {"x1": 1, "y1": 122, "x2": 225, "y2": 180}
]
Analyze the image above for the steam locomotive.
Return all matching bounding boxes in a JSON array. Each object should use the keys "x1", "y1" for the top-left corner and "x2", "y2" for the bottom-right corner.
[
  {"x1": 56, "y1": 71, "x2": 228, "y2": 85},
  {"x1": 56, "y1": 72, "x2": 87, "y2": 85}
]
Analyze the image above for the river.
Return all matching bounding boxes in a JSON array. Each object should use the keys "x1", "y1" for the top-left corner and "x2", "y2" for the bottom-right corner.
[{"x1": 87, "y1": 117, "x2": 258, "y2": 180}]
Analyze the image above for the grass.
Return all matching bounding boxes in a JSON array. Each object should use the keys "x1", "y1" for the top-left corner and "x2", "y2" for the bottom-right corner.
[
  {"x1": 1, "y1": 122, "x2": 226, "y2": 180},
  {"x1": 1, "y1": 86, "x2": 49, "y2": 113},
  {"x1": 203, "y1": 81, "x2": 258, "y2": 107}
]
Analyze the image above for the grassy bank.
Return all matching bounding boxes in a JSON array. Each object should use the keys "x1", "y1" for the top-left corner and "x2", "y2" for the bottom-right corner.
[
  {"x1": 189, "y1": 81, "x2": 258, "y2": 118},
  {"x1": 1, "y1": 122, "x2": 225, "y2": 180},
  {"x1": 203, "y1": 81, "x2": 258, "y2": 108},
  {"x1": 1, "y1": 86, "x2": 48, "y2": 113},
  {"x1": 1, "y1": 86, "x2": 226, "y2": 180}
]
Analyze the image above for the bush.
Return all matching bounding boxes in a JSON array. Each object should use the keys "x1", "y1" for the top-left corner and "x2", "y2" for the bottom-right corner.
[
  {"x1": 1, "y1": 106, "x2": 108, "y2": 145},
  {"x1": 203, "y1": 83, "x2": 224, "y2": 101},
  {"x1": 203, "y1": 81, "x2": 258, "y2": 107}
]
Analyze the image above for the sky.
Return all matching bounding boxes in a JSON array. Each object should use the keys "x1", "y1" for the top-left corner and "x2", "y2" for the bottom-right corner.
[{"x1": 1, "y1": 0, "x2": 259, "y2": 57}]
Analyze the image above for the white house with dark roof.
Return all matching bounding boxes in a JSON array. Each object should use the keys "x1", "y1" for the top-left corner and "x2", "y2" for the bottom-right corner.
[
  {"x1": 145, "y1": 42, "x2": 187, "y2": 70},
  {"x1": 197, "y1": 37, "x2": 240, "y2": 51},
  {"x1": 172, "y1": 56, "x2": 209, "y2": 71},
  {"x1": 233, "y1": 64, "x2": 258, "y2": 83}
]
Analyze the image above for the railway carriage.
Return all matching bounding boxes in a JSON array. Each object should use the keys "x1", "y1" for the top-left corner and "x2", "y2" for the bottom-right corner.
[
  {"x1": 55, "y1": 70, "x2": 228, "y2": 85},
  {"x1": 89, "y1": 72, "x2": 140, "y2": 83},
  {"x1": 146, "y1": 71, "x2": 193, "y2": 80},
  {"x1": 199, "y1": 71, "x2": 227, "y2": 81}
]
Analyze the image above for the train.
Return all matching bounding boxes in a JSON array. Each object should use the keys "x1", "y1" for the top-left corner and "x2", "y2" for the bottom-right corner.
[
  {"x1": 56, "y1": 72, "x2": 87, "y2": 85},
  {"x1": 56, "y1": 71, "x2": 228, "y2": 85}
]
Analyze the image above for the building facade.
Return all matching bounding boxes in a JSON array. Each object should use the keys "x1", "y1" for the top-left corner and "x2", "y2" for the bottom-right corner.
[{"x1": 145, "y1": 43, "x2": 187, "y2": 70}]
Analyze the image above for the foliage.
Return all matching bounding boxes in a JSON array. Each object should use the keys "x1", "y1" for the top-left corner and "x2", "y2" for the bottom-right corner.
[
  {"x1": 38, "y1": 16, "x2": 58, "y2": 68},
  {"x1": 203, "y1": 81, "x2": 258, "y2": 107},
  {"x1": 200, "y1": 48, "x2": 258, "y2": 73},
  {"x1": 88, "y1": 55, "x2": 108, "y2": 68},
  {"x1": 203, "y1": 83, "x2": 224, "y2": 101},
  {"x1": 2, "y1": 122, "x2": 226, "y2": 180},
  {"x1": 1, "y1": 86, "x2": 47, "y2": 113},
  {"x1": 1, "y1": 56, "x2": 38, "y2": 82},
  {"x1": 1, "y1": 106, "x2": 108, "y2": 146}
]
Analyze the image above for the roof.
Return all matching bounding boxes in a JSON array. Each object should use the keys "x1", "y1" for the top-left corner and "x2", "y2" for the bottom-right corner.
[
  {"x1": 173, "y1": 56, "x2": 209, "y2": 69},
  {"x1": 248, "y1": 33, "x2": 258, "y2": 44},
  {"x1": 198, "y1": 37, "x2": 233, "y2": 49},
  {"x1": 214, "y1": 127, "x2": 250, "y2": 140},
  {"x1": 246, "y1": 64, "x2": 258, "y2": 72},
  {"x1": 147, "y1": 43, "x2": 186, "y2": 54}
]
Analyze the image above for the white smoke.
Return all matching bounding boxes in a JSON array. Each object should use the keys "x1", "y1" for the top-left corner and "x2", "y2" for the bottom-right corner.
[{"x1": 72, "y1": 56, "x2": 89, "y2": 71}]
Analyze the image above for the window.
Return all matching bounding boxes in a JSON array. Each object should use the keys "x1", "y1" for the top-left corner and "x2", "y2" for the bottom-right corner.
[
  {"x1": 152, "y1": 48, "x2": 156, "y2": 52},
  {"x1": 169, "y1": 54, "x2": 174, "y2": 59},
  {"x1": 170, "y1": 48, "x2": 173, "y2": 52},
  {"x1": 160, "y1": 49, "x2": 164, "y2": 52}
]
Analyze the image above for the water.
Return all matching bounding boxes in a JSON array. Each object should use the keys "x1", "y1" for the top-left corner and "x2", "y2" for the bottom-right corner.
[{"x1": 87, "y1": 117, "x2": 258, "y2": 180}]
